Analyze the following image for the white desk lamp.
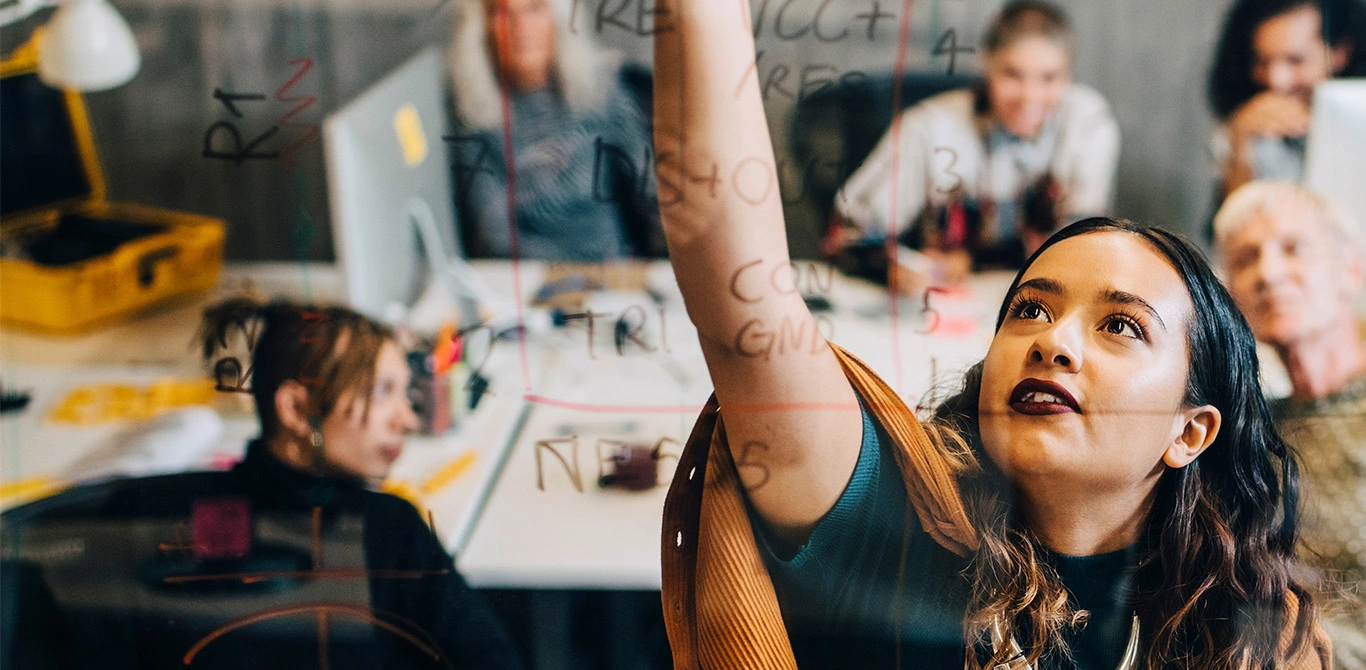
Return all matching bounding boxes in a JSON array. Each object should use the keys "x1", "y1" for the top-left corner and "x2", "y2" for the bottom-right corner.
[{"x1": 1, "y1": 0, "x2": 140, "y2": 92}]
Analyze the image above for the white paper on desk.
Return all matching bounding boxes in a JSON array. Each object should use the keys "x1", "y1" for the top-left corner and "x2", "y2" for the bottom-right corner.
[{"x1": 60, "y1": 407, "x2": 225, "y2": 483}]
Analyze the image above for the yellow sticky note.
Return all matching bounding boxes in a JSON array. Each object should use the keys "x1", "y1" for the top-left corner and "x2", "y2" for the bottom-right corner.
[{"x1": 393, "y1": 104, "x2": 428, "y2": 167}]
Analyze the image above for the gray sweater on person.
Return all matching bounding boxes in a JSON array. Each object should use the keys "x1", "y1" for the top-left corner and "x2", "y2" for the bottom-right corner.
[{"x1": 451, "y1": 74, "x2": 660, "y2": 262}]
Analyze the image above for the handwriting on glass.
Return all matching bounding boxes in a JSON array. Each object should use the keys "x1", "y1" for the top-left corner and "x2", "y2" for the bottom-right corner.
[
  {"x1": 917, "y1": 286, "x2": 948, "y2": 334},
  {"x1": 725, "y1": 259, "x2": 838, "y2": 358},
  {"x1": 728, "y1": 259, "x2": 835, "y2": 303},
  {"x1": 561, "y1": 305, "x2": 670, "y2": 360},
  {"x1": 212, "y1": 310, "x2": 324, "y2": 394},
  {"x1": 534, "y1": 435, "x2": 682, "y2": 492},
  {"x1": 213, "y1": 357, "x2": 254, "y2": 394},
  {"x1": 932, "y1": 28, "x2": 975, "y2": 75},
  {"x1": 734, "y1": 314, "x2": 836, "y2": 359},
  {"x1": 446, "y1": 132, "x2": 852, "y2": 210},
  {"x1": 736, "y1": 440, "x2": 772, "y2": 490},
  {"x1": 202, "y1": 58, "x2": 317, "y2": 164},
  {"x1": 933, "y1": 147, "x2": 963, "y2": 195}
]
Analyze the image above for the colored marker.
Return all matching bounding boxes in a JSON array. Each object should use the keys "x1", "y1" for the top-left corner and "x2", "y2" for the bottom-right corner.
[{"x1": 421, "y1": 450, "x2": 477, "y2": 495}]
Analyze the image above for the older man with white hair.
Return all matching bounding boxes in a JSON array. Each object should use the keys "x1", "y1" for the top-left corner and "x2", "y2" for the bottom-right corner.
[{"x1": 1216, "y1": 180, "x2": 1366, "y2": 669}]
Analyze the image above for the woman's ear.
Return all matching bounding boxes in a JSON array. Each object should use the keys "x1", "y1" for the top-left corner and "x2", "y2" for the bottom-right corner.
[
  {"x1": 1330, "y1": 43, "x2": 1353, "y2": 74},
  {"x1": 1164, "y1": 404, "x2": 1221, "y2": 468},
  {"x1": 274, "y1": 380, "x2": 313, "y2": 440}
]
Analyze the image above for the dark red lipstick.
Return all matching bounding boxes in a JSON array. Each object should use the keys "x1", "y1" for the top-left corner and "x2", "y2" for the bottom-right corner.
[{"x1": 1009, "y1": 378, "x2": 1080, "y2": 415}]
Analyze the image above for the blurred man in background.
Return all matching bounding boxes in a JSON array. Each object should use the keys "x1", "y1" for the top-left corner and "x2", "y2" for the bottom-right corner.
[{"x1": 1216, "y1": 180, "x2": 1366, "y2": 670}]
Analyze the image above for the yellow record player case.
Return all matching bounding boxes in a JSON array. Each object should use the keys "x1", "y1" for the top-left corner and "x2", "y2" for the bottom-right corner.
[{"x1": 0, "y1": 38, "x2": 225, "y2": 334}]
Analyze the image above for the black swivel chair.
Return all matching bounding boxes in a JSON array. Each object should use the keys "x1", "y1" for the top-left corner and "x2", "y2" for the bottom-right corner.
[{"x1": 1, "y1": 473, "x2": 459, "y2": 669}]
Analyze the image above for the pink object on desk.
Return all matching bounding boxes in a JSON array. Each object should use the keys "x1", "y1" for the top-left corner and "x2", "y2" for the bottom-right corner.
[
  {"x1": 192, "y1": 496, "x2": 252, "y2": 560},
  {"x1": 934, "y1": 316, "x2": 979, "y2": 337},
  {"x1": 598, "y1": 445, "x2": 659, "y2": 491}
]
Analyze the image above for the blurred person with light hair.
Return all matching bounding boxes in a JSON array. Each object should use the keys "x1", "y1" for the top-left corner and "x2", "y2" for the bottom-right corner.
[
  {"x1": 1216, "y1": 180, "x2": 1366, "y2": 670},
  {"x1": 447, "y1": 0, "x2": 660, "y2": 261}
]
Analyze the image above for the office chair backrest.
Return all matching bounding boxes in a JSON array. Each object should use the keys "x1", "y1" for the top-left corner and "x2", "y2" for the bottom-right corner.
[{"x1": 1, "y1": 473, "x2": 447, "y2": 669}]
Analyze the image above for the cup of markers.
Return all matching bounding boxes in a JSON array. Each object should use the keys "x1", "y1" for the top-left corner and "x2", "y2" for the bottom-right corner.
[{"x1": 410, "y1": 323, "x2": 491, "y2": 435}]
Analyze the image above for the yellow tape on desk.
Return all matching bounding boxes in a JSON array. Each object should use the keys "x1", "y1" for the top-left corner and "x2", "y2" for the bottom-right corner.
[
  {"x1": 0, "y1": 477, "x2": 70, "y2": 508},
  {"x1": 380, "y1": 451, "x2": 478, "y2": 527},
  {"x1": 47, "y1": 380, "x2": 216, "y2": 425}
]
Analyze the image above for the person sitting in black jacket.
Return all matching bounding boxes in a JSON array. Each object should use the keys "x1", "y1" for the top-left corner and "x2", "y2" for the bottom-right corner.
[
  {"x1": 186, "y1": 298, "x2": 527, "y2": 670},
  {"x1": 3, "y1": 300, "x2": 525, "y2": 669}
]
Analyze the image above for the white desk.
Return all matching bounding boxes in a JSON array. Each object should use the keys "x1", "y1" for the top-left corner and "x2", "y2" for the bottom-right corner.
[
  {"x1": 457, "y1": 354, "x2": 703, "y2": 590},
  {"x1": 457, "y1": 264, "x2": 1014, "y2": 590}
]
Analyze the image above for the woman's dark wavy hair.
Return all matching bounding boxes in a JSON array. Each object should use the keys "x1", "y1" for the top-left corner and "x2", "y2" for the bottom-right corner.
[
  {"x1": 928, "y1": 218, "x2": 1319, "y2": 668},
  {"x1": 1208, "y1": 0, "x2": 1366, "y2": 119}
]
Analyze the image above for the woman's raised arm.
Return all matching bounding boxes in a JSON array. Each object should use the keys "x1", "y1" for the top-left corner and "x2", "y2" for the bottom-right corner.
[{"x1": 653, "y1": 0, "x2": 862, "y2": 546}]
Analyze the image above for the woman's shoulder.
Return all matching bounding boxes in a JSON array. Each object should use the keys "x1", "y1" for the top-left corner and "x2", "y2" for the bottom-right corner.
[
  {"x1": 1058, "y1": 83, "x2": 1116, "y2": 122},
  {"x1": 907, "y1": 88, "x2": 978, "y2": 121},
  {"x1": 568, "y1": 53, "x2": 647, "y2": 123},
  {"x1": 890, "y1": 89, "x2": 980, "y2": 143},
  {"x1": 1049, "y1": 84, "x2": 1114, "y2": 125},
  {"x1": 359, "y1": 487, "x2": 429, "y2": 523},
  {"x1": 1062, "y1": 83, "x2": 1111, "y2": 108}
]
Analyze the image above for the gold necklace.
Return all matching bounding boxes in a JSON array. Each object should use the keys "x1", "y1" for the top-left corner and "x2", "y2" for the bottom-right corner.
[{"x1": 989, "y1": 613, "x2": 1139, "y2": 670}]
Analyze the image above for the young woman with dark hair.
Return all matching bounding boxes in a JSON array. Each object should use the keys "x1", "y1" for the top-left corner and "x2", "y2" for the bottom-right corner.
[
  {"x1": 198, "y1": 299, "x2": 524, "y2": 670},
  {"x1": 1208, "y1": 0, "x2": 1366, "y2": 194},
  {"x1": 925, "y1": 219, "x2": 1323, "y2": 667},
  {"x1": 653, "y1": 0, "x2": 1331, "y2": 666}
]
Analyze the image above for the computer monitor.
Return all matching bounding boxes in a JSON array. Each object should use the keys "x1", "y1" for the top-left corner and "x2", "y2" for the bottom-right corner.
[
  {"x1": 324, "y1": 47, "x2": 483, "y2": 326},
  {"x1": 1305, "y1": 79, "x2": 1366, "y2": 230}
]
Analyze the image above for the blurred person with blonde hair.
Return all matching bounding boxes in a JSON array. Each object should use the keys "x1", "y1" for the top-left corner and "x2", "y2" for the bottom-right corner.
[{"x1": 447, "y1": 0, "x2": 661, "y2": 261}]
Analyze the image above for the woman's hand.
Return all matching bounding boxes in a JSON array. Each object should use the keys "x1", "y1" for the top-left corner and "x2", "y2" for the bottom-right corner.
[
  {"x1": 821, "y1": 217, "x2": 866, "y2": 259},
  {"x1": 1228, "y1": 91, "x2": 1312, "y2": 142},
  {"x1": 1222, "y1": 91, "x2": 1311, "y2": 193}
]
